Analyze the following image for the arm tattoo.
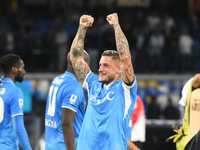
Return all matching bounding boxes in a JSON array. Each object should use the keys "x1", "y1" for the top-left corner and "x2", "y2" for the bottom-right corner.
[
  {"x1": 71, "y1": 27, "x2": 86, "y2": 58},
  {"x1": 126, "y1": 64, "x2": 134, "y2": 77},
  {"x1": 120, "y1": 63, "x2": 134, "y2": 85},
  {"x1": 72, "y1": 48, "x2": 83, "y2": 58},
  {"x1": 114, "y1": 25, "x2": 131, "y2": 57},
  {"x1": 70, "y1": 26, "x2": 90, "y2": 82},
  {"x1": 72, "y1": 61, "x2": 90, "y2": 82}
]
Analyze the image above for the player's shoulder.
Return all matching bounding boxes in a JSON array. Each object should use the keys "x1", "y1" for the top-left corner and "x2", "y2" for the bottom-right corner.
[
  {"x1": 4, "y1": 84, "x2": 23, "y2": 100},
  {"x1": 59, "y1": 72, "x2": 78, "y2": 82},
  {"x1": 5, "y1": 82, "x2": 21, "y2": 92},
  {"x1": 12, "y1": 85, "x2": 23, "y2": 96}
]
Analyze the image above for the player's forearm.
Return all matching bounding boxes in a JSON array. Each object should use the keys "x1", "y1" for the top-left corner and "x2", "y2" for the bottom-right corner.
[
  {"x1": 70, "y1": 25, "x2": 91, "y2": 83},
  {"x1": 17, "y1": 130, "x2": 32, "y2": 150},
  {"x1": 13, "y1": 115, "x2": 32, "y2": 150},
  {"x1": 63, "y1": 125, "x2": 76, "y2": 150},
  {"x1": 113, "y1": 24, "x2": 131, "y2": 61},
  {"x1": 113, "y1": 24, "x2": 134, "y2": 84},
  {"x1": 70, "y1": 26, "x2": 87, "y2": 60}
]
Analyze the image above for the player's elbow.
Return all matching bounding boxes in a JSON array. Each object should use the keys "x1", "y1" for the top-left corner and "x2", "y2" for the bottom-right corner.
[
  {"x1": 62, "y1": 122, "x2": 74, "y2": 135},
  {"x1": 61, "y1": 121, "x2": 73, "y2": 129},
  {"x1": 69, "y1": 52, "x2": 75, "y2": 63}
]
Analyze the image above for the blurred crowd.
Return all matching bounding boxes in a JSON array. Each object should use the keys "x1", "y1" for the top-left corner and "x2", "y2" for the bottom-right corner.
[{"x1": 0, "y1": 2, "x2": 200, "y2": 74}]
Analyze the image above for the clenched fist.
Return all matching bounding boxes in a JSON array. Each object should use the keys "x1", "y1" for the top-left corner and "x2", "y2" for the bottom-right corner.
[
  {"x1": 106, "y1": 13, "x2": 119, "y2": 26},
  {"x1": 80, "y1": 15, "x2": 94, "y2": 28}
]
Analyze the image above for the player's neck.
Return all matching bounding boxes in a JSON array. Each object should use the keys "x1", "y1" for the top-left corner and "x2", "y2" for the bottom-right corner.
[{"x1": 4, "y1": 74, "x2": 15, "y2": 83}]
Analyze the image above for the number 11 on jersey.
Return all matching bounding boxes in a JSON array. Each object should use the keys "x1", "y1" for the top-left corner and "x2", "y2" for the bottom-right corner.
[{"x1": 47, "y1": 86, "x2": 58, "y2": 117}]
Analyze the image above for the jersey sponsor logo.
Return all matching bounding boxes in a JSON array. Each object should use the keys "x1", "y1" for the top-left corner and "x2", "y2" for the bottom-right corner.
[
  {"x1": 70, "y1": 94, "x2": 77, "y2": 103},
  {"x1": 19, "y1": 99, "x2": 23, "y2": 108},
  {"x1": 45, "y1": 119, "x2": 57, "y2": 128},
  {"x1": 90, "y1": 94, "x2": 96, "y2": 102},
  {"x1": 0, "y1": 88, "x2": 5, "y2": 95},
  {"x1": 52, "y1": 78, "x2": 64, "y2": 85},
  {"x1": 106, "y1": 92, "x2": 114, "y2": 100}
]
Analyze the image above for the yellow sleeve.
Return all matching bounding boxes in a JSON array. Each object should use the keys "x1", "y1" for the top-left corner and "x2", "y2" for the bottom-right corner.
[{"x1": 176, "y1": 84, "x2": 192, "y2": 150}]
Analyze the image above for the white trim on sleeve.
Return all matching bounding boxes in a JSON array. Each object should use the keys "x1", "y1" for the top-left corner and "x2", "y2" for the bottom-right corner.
[
  {"x1": 12, "y1": 113, "x2": 23, "y2": 117},
  {"x1": 62, "y1": 106, "x2": 77, "y2": 112}
]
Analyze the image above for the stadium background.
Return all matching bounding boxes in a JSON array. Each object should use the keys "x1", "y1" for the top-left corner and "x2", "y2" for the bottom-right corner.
[{"x1": 1, "y1": 0, "x2": 200, "y2": 150}]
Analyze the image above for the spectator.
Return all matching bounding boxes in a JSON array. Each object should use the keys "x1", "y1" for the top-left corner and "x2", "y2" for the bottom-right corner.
[
  {"x1": 147, "y1": 11, "x2": 161, "y2": 30},
  {"x1": 178, "y1": 29, "x2": 194, "y2": 72},
  {"x1": 147, "y1": 96, "x2": 162, "y2": 119},
  {"x1": 55, "y1": 25, "x2": 69, "y2": 72},
  {"x1": 43, "y1": 26, "x2": 56, "y2": 72},
  {"x1": 0, "y1": 26, "x2": 6, "y2": 57},
  {"x1": 133, "y1": 27, "x2": 149, "y2": 73},
  {"x1": 4, "y1": 26, "x2": 15, "y2": 55},
  {"x1": 29, "y1": 28, "x2": 44, "y2": 72},
  {"x1": 163, "y1": 25, "x2": 179, "y2": 72},
  {"x1": 163, "y1": 13, "x2": 175, "y2": 36},
  {"x1": 188, "y1": 14, "x2": 200, "y2": 40},
  {"x1": 148, "y1": 29, "x2": 165, "y2": 72},
  {"x1": 15, "y1": 26, "x2": 30, "y2": 71},
  {"x1": 163, "y1": 98, "x2": 180, "y2": 119}
]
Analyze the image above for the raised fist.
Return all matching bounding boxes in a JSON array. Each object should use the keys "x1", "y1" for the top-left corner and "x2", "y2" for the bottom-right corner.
[
  {"x1": 106, "y1": 13, "x2": 119, "y2": 26},
  {"x1": 80, "y1": 15, "x2": 94, "y2": 28}
]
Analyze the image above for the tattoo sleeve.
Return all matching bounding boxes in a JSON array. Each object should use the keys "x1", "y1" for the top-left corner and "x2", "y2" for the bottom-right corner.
[
  {"x1": 70, "y1": 26, "x2": 91, "y2": 83},
  {"x1": 114, "y1": 24, "x2": 134, "y2": 84}
]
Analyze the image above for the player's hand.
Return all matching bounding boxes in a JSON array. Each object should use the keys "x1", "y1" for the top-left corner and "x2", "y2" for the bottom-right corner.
[
  {"x1": 166, "y1": 125, "x2": 184, "y2": 143},
  {"x1": 79, "y1": 15, "x2": 94, "y2": 29},
  {"x1": 106, "y1": 13, "x2": 119, "y2": 26}
]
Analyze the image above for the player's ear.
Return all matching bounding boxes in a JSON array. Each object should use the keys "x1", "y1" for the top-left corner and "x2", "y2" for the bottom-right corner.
[
  {"x1": 116, "y1": 67, "x2": 120, "y2": 74},
  {"x1": 11, "y1": 66, "x2": 18, "y2": 74}
]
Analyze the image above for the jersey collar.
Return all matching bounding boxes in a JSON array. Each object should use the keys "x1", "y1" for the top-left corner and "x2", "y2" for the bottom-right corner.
[{"x1": 1, "y1": 77, "x2": 14, "y2": 85}]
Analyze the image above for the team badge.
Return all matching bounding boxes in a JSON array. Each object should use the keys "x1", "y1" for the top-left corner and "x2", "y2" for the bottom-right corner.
[
  {"x1": 70, "y1": 94, "x2": 77, "y2": 103},
  {"x1": 19, "y1": 99, "x2": 23, "y2": 108}
]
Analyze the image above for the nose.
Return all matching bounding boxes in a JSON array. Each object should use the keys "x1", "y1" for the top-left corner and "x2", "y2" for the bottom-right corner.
[{"x1": 98, "y1": 66, "x2": 103, "y2": 72}]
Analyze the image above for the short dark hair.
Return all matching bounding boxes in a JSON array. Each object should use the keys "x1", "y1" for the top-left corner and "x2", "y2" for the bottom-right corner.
[
  {"x1": 0, "y1": 54, "x2": 22, "y2": 75},
  {"x1": 101, "y1": 50, "x2": 119, "y2": 60}
]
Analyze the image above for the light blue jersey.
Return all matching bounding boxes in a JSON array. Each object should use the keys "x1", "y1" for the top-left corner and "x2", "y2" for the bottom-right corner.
[
  {"x1": 77, "y1": 72, "x2": 137, "y2": 150},
  {"x1": 45, "y1": 71, "x2": 86, "y2": 150},
  {"x1": 0, "y1": 77, "x2": 24, "y2": 150}
]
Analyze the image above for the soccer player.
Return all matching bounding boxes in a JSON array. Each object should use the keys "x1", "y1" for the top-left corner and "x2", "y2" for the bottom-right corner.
[
  {"x1": 70, "y1": 13, "x2": 139, "y2": 150},
  {"x1": 0, "y1": 54, "x2": 32, "y2": 150},
  {"x1": 167, "y1": 73, "x2": 200, "y2": 150},
  {"x1": 45, "y1": 51, "x2": 90, "y2": 150}
]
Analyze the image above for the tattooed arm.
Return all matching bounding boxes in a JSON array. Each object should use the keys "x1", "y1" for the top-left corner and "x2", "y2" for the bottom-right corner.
[
  {"x1": 106, "y1": 13, "x2": 134, "y2": 85},
  {"x1": 70, "y1": 15, "x2": 94, "y2": 84}
]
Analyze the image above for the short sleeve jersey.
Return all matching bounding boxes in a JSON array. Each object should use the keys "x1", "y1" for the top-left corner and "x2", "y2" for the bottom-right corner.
[
  {"x1": 45, "y1": 71, "x2": 86, "y2": 150},
  {"x1": 77, "y1": 72, "x2": 138, "y2": 150},
  {"x1": 0, "y1": 77, "x2": 24, "y2": 150}
]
